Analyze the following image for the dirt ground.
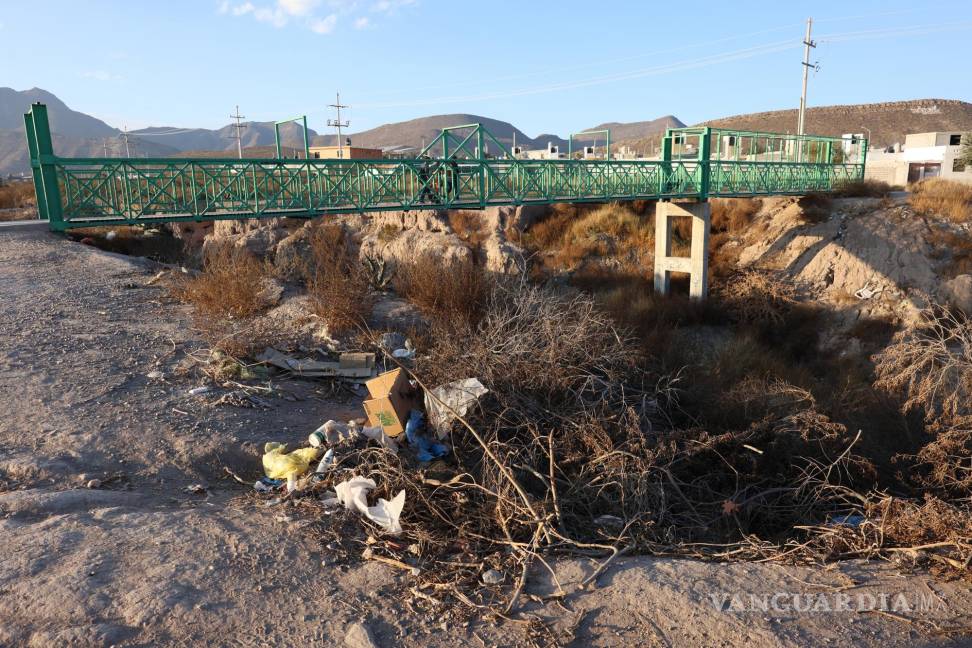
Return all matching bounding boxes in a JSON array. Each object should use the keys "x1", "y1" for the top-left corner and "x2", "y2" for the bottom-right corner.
[{"x1": 1, "y1": 223, "x2": 971, "y2": 647}]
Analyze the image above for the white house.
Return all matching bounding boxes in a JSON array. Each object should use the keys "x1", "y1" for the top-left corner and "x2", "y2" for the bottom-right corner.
[{"x1": 865, "y1": 132, "x2": 972, "y2": 186}]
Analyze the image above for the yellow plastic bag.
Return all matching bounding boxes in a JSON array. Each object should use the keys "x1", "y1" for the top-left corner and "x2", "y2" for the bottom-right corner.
[{"x1": 262, "y1": 442, "x2": 321, "y2": 483}]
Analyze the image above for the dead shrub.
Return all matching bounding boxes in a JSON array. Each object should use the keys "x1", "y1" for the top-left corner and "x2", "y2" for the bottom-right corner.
[
  {"x1": 831, "y1": 178, "x2": 892, "y2": 198},
  {"x1": 394, "y1": 254, "x2": 491, "y2": 330},
  {"x1": 304, "y1": 223, "x2": 373, "y2": 334},
  {"x1": 909, "y1": 178, "x2": 972, "y2": 223},
  {"x1": 175, "y1": 244, "x2": 271, "y2": 320},
  {"x1": 710, "y1": 197, "x2": 761, "y2": 233},
  {"x1": 874, "y1": 308, "x2": 972, "y2": 425},
  {"x1": 797, "y1": 193, "x2": 833, "y2": 223},
  {"x1": 0, "y1": 181, "x2": 35, "y2": 210},
  {"x1": 717, "y1": 270, "x2": 797, "y2": 326},
  {"x1": 925, "y1": 225, "x2": 972, "y2": 278}
]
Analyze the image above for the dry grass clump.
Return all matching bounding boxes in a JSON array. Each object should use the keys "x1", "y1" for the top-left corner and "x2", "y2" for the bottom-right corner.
[
  {"x1": 448, "y1": 211, "x2": 488, "y2": 247},
  {"x1": 394, "y1": 254, "x2": 492, "y2": 330},
  {"x1": 832, "y1": 178, "x2": 893, "y2": 198},
  {"x1": 717, "y1": 270, "x2": 797, "y2": 326},
  {"x1": 710, "y1": 197, "x2": 761, "y2": 233},
  {"x1": 519, "y1": 202, "x2": 653, "y2": 270},
  {"x1": 797, "y1": 193, "x2": 833, "y2": 223},
  {"x1": 926, "y1": 226, "x2": 972, "y2": 278},
  {"x1": 304, "y1": 223, "x2": 373, "y2": 334},
  {"x1": 176, "y1": 244, "x2": 271, "y2": 320},
  {"x1": 171, "y1": 243, "x2": 276, "y2": 356},
  {"x1": 909, "y1": 178, "x2": 972, "y2": 223},
  {"x1": 0, "y1": 181, "x2": 34, "y2": 209}
]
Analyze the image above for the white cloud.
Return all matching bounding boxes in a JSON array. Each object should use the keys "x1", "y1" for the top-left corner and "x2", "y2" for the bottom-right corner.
[
  {"x1": 219, "y1": 0, "x2": 399, "y2": 34},
  {"x1": 310, "y1": 13, "x2": 338, "y2": 33},
  {"x1": 254, "y1": 6, "x2": 287, "y2": 26},
  {"x1": 279, "y1": 0, "x2": 321, "y2": 15},
  {"x1": 372, "y1": 0, "x2": 414, "y2": 13}
]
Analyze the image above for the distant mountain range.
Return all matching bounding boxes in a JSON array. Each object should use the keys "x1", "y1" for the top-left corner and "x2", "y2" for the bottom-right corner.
[
  {"x1": 0, "y1": 88, "x2": 684, "y2": 175},
  {"x1": 2, "y1": 87, "x2": 971, "y2": 176}
]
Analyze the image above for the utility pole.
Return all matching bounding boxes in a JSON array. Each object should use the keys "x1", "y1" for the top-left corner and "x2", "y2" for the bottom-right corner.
[
  {"x1": 122, "y1": 127, "x2": 131, "y2": 157},
  {"x1": 103, "y1": 138, "x2": 109, "y2": 156},
  {"x1": 230, "y1": 105, "x2": 246, "y2": 159},
  {"x1": 797, "y1": 17, "x2": 817, "y2": 136},
  {"x1": 327, "y1": 92, "x2": 350, "y2": 159}
]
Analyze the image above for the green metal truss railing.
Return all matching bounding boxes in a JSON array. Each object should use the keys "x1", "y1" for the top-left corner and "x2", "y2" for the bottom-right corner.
[{"x1": 24, "y1": 104, "x2": 866, "y2": 231}]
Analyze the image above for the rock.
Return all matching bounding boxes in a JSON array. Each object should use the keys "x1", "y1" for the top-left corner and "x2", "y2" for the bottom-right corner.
[
  {"x1": 943, "y1": 274, "x2": 972, "y2": 313},
  {"x1": 85, "y1": 479, "x2": 102, "y2": 489},
  {"x1": 273, "y1": 223, "x2": 316, "y2": 281},
  {"x1": 256, "y1": 277, "x2": 285, "y2": 307},
  {"x1": 359, "y1": 228, "x2": 472, "y2": 269},
  {"x1": 482, "y1": 236, "x2": 526, "y2": 274},
  {"x1": 369, "y1": 297, "x2": 427, "y2": 331},
  {"x1": 378, "y1": 331, "x2": 406, "y2": 350},
  {"x1": 344, "y1": 622, "x2": 379, "y2": 648}
]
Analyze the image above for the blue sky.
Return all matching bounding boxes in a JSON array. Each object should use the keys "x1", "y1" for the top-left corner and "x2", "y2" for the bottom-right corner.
[{"x1": 2, "y1": 0, "x2": 970, "y2": 137}]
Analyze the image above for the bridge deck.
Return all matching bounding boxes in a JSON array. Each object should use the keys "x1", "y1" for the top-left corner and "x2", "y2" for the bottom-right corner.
[{"x1": 24, "y1": 104, "x2": 867, "y2": 231}]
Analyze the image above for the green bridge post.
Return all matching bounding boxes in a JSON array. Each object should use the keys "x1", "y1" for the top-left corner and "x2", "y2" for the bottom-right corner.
[{"x1": 23, "y1": 103, "x2": 65, "y2": 230}]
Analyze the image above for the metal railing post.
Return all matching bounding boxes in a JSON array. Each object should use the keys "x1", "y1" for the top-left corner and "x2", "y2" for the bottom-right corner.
[{"x1": 24, "y1": 103, "x2": 65, "y2": 230}]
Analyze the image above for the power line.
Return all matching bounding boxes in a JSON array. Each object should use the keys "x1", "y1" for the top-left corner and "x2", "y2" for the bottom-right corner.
[
  {"x1": 798, "y1": 17, "x2": 817, "y2": 136},
  {"x1": 230, "y1": 105, "x2": 246, "y2": 159},
  {"x1": 327, "y1": 92, "x2": 350, "y2": 159}
]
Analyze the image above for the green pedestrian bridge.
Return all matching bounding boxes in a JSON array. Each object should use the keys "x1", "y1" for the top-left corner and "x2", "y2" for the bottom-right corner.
[{"x1": 24, "y1": 103, "x2": 866, "y2": 232}]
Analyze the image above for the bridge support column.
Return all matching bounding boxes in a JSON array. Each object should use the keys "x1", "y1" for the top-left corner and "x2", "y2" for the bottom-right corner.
[{"x1": 653, "y1": 201, "x2": 710, "y2": 299}]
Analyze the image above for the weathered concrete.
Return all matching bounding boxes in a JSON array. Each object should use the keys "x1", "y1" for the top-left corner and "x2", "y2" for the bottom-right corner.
[{"x1": 653, "y1": 201, "x2": 710, "y2": 299}]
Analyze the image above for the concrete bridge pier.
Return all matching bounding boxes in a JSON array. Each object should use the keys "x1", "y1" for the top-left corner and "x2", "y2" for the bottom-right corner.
[{"x1": 653, "y1": 200, "x2": 710, "y2": 299}]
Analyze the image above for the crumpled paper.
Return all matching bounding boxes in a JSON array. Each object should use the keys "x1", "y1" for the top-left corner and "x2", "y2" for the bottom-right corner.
[
  {"x1": 334, "y1": 476, "x2": 405, "y2": 534},
  {"x1": 424, "y1": 378, "x2": 489, "y2": 438}
]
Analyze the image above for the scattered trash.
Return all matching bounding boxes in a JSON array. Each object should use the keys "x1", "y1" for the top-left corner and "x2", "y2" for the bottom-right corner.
[
  {"x1": 253, "y1": 477, "x2": 284, "y2": 492},
  {"x1": 828, "y1": 514, "x2": 865, "y2": 527},
  {"x1": 404, "y1": 410, "x2": 448, "y2": 462},
  {"x1": 85, "y1": 478, "x2": 102, "y2": 489},
  {"x1": 481, "y1": 568, "x2": 505, "y2": 585},
  {"x1": 105, "y1": 230, "x2": 117, "y2": 241},
  {"x1": 392, "y1": 347, "x2": 415, "y2": 360},
  {"x1": 146, "y1": 370, "x2": 164, "y2": 380},
  {"x1": 425, "y1": 378, "x2": 489, "y2": 438},
  {"x1": 363, "y1": 368, "x2": 419, "y2": 438},
  {"x1": 593, "y1": 514, "x2": 624, "y2": 527},
  {"x1": 188, "y1": 385, "x2": 212, "y2": 396},
  {"x1": 315, "y1": 448, "x2": 335, "y2": 473},
  {"x1": 257, "y1": 348, "x2": 376, "y2": 379},
  {"x1": 359, "y1": 425, "x2": 399, "y2": 454},
  {"x1": 334, "y1": 476, "x2": 406, "y2": 534},
  {"x1": 145, "y1": 270, "x2": 167, "y2": 286},
  {"x1": 262, "y1": 442, "x2": 321, "y2": 492},
  {"x1": 854, "y1": 282, "x2": 884, "y2": 300},
  {"x1": 184, "y1": 483, "x2": 207, "y2": 494},
  {"x1": 310, "y1": 419, "x2": 359, "y2": 446}
]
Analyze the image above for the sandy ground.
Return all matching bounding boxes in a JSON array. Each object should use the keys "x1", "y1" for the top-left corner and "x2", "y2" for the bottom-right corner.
[{"x1": 1, "y1": 224, "x2": 971, "y2": 647}]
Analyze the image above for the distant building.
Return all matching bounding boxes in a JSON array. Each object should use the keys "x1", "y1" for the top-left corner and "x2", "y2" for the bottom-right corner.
[
  {"x1": 308, "y1": 145, "x2": 383, "y2": 160},
  {"x1": 865, "y1": 131, "x2": 972, "y2": 186},
  {"x1": 521, "y1": 142, "x2": 564, "y2": 160}
]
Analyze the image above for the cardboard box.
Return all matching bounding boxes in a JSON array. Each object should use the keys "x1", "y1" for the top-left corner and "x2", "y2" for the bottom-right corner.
[{"x1": 362, "y1": 368, "x2": 416, "y2": 438}]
